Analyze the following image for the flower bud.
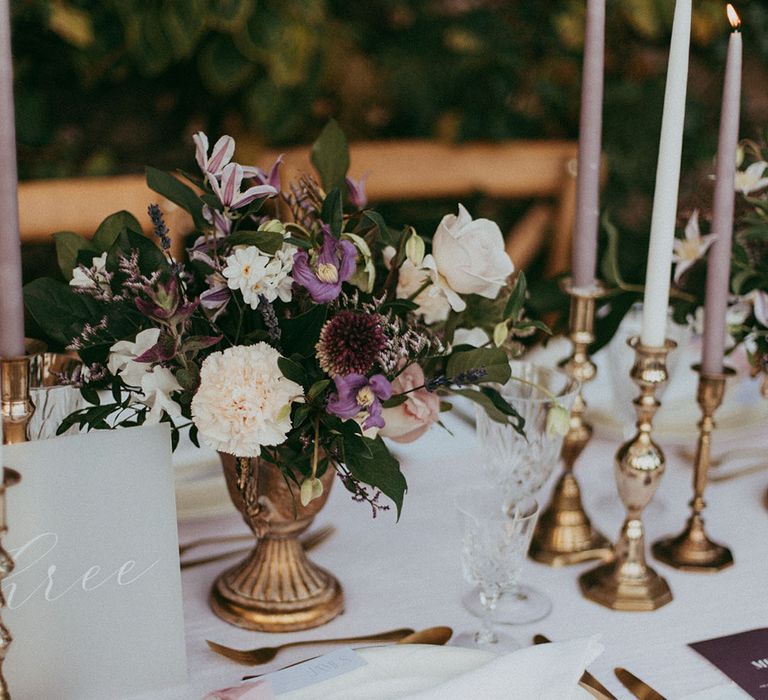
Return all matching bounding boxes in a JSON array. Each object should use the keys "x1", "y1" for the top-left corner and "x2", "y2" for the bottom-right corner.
[
  {"x1": 493, "y1": 321, "x2": 509, "y2": 347},
  {"x1": 300, "y1": 477, "x2": 324, "y2": 507},
  {"x1": 405, "y1": 231, "x2": 426, "y2": 267},
  {"x1": 545, "y1": 404, "x2": 571, "y2": 438},
  {"x1": 259, "y1": 219, "x2": 286, "y2": 235}
]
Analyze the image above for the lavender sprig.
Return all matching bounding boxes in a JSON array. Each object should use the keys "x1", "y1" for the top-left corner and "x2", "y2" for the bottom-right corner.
[{"x1": 148, "y1": 204, "x2": 172, "y2": 251}]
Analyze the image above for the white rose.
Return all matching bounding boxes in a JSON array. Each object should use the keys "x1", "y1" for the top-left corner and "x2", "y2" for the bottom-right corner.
[
  {"x1": 453, "y1": 327, "x2": 490, "y2": 347},
  {"x1": 432, "y1": 203, "x2": 513, "y2": 298}
]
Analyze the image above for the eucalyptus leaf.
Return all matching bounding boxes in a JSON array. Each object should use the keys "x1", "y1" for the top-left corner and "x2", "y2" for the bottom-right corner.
[
  {"x1": 146, "y1": 166, "x2": 205, "y2": 229},
  {"x1": 446, "y1": 347, "x2": 511, "y2": 385},
  {"x1": 277, "y1": 356, "x2": 306, "y2": 385},
  {"x1": 227, "y1": 229, "x2": 283, "y2": 254},
  {"x1": 92, "y1": 211, "x2": 143, "y2": 251},
  {"x1": 54, "y1": 231, "x2": 95, "y2": 280},
  {"x1": 504, "y1": 270, "x2": 527, "y2": 320},
  {"x1": 344, "y1": 436, "x2": 407, "y2": 519}
]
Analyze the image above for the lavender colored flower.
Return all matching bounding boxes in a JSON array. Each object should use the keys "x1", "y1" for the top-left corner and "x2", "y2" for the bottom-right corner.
[
  {"x1": 147, "y1": 204, "x2": 171, "y2": 251},
  {"x1": 200, "y1": 274, "x2": 231, "y2": 320},
  {"x1": 326, "y1": 373, "x2": 392, "y2": 430},
  {"x1": 243, "y1": 154, "x2": 284, "y2": 191},
  {"x1": 345, "y1": 174, "x2": 368, "y2": 209},
  {"x1": 292, "y1": 232, "x2": 357, "y2": 303},
  {"x1": 210, "y1": 163, "x2": 277, "y2": 210}
]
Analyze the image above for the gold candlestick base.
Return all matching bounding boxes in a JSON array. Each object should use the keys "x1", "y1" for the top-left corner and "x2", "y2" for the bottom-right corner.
[
  {"x1": 531, "y1": 280, "x2": 611, "y2": 566},
  {"x1": 579, "y1": 337, "x2": 675, "y2": 611},
  {"x1": 1, "y1": 339, "x2": 45, "y2": 445},
  {"x1": 652, "y1": 366, "x2": 736, "y2": 572}
]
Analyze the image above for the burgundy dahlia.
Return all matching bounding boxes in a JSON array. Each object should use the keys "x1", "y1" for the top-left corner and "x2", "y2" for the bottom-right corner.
[{"x1": 316, "y1": 311, "x2": 387, "y2": 376}]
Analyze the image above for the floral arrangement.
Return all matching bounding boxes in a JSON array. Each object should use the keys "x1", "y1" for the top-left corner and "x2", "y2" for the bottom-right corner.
[
  {"x1": 671, "y1": 141, "x2": 768, "y2": 390},
  {"x1": 24, "y1": 121, "x2": 541, "y2": 516}
]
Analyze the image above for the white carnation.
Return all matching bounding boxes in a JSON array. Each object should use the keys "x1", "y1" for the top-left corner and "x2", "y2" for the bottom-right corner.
[{"x1": 191, "y1": 343, "x2": 304, "y2": 457}]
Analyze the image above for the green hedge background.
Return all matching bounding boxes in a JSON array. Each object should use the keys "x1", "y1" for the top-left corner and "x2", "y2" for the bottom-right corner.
[{"x1": 12, "y1": 0, "x2": 768, "y2": 310}]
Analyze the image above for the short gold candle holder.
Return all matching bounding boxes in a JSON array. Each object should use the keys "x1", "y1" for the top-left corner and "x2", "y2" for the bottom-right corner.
[
  {"x1": 0, "y1": 467, "x2": 20, "y2": 700},
  {"x1": 1, "y1": 339, "x2": 45, "y2": 445},
  {"x1": 531, "y1": 279, "x2": 612, "y2": 566},
  {"x1": 652, "y1": 365, "x2": 736, "y2": 572},
  {"x1": 579, "y1": 337, "x2": 675, "y2": 611}
]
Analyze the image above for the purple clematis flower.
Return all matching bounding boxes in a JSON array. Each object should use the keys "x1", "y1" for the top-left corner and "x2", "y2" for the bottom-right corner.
[
  {"x1": 200, "y1": 274, "x2": 231, "y2": 320},
  {"x1": 292, "y1": 232, "x2": 357, "y2": 303},
  {"x1": 193, "y1": 132, "x2": 235, "y2": 181},
  {"x1": 243, "y1": 154, "x2": 284, "y2": 191},
  {"x1": 327, "y1": 373, "x2": 392, "y2": 430},
  {"x1": 345, "y1": 174, "x2": 369, "y2": 209},
  {"x1": 210, "y1": 163, "x2": 277, "y2": 210}
]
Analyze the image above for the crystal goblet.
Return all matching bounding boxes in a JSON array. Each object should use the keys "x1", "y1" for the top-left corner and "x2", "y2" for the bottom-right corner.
[
  {"x1": 466, "y1": 361, "x2": 578, "y2": 624},
  {"x1": 454, "y1": 489, "x2": 540, "y2": 651}
]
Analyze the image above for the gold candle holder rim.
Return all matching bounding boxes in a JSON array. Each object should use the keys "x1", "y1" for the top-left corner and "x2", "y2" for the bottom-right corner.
[
  {"x1": 626, "y1": 336, "x2": 677, "y2": 355},
  {"x1": 691, "y1": 364, "x2": 738, "y2": 382},
  {"x1": 560, "y1": 277, "x2": 611, "y2": 299}
]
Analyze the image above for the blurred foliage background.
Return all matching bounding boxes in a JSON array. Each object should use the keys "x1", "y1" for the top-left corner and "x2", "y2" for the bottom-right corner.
[{"x1": 11, "y1": 0, "x2": 768, "y2": 327}]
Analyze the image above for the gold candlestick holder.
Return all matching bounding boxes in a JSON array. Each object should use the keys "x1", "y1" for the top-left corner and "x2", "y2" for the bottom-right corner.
[
  {"x1": 1, "y1": 339, "x2": 44, "y2": 445},
  {"x1": 579, "y1": 337, "x2": 675, "y2": 611},
  {"x1": 652, "y1": 365, "x2": 736, "y2": 572},
  {"x1": 531, "y1": 279, "x2": 612, "y2": 566},
  {"x1": 0, "y1": 467, "x2": 20, "y2": 700}
]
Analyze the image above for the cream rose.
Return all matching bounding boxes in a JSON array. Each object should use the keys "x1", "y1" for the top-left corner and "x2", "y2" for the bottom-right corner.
[
  {"x1": 380, "y1": 363, "x2": 440, "y2": 444},
  {"x1": 432, "y1": 203, "x2": 514, "y2": 298}
]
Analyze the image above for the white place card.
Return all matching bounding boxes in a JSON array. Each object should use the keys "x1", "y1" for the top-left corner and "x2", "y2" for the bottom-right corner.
[
  {"x1": 3, "y1": 424, "x2": 187, "y2": 699},
  {"x1": 260, "y1": 647, "x2": 367, "y2": 695}
]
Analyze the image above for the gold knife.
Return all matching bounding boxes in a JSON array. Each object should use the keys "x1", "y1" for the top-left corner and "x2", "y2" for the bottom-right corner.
[
  {"x1": 532, "y1": 634, "x2": 617, "y2": 700},
  {"x1": 614, "y1": 667, "x2": 667, "y2": 700}
]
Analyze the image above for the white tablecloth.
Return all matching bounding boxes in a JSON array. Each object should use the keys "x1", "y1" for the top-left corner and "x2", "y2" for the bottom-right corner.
[{"x1": 135, "y1": 402, "x2": 768, "y2": 700}]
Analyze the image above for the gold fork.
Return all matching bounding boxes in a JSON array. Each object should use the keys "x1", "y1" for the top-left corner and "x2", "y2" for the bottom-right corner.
[
  {"x1": 180, "y1": 524, "x2": 335, "y2": 570},
  {"x1": 207, "y1": 627, "x2": 414, "y2": 665}
]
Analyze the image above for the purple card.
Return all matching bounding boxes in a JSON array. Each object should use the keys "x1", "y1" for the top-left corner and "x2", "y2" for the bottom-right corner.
[{"x1": 690, "y1": 628, "x2": 768, "y2": 699}]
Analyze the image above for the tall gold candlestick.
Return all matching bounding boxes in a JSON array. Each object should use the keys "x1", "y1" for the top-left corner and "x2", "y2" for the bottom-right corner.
[
  {"x1": 531, "y1": 280, "x2": 611, "y2": 565},
  {"x1": 652, "y1": 366, "x2": 735, "y2": 571},
  {"x1": 0, "y1": 467, "x2": 19, "y2": 700},
  {"x1": 579, "y1": 337, "x2": 675, "y2": 610}
]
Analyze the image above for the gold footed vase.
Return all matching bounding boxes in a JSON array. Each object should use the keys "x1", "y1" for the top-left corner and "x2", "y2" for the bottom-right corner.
[
  {"x1": 531, "y1": 280, "x2": 611, "y2": 566},
  {"x1": 652, "y1": 366, "x2": 736, "y2": 571},
  {"x1": 211, "y1": 455, "x2": 344, "y2": 632},
  {"x1": 579, "y1": 337, "x2": 675, "y2": 611}
]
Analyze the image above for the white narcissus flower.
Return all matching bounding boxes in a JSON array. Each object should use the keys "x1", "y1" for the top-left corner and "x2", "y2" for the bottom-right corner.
[
  {"x1": 222, "y1": 244, "x2": 296, "y2": 310},
  {"x1": 735, "y1": 161, "x2": 768, "y2": 196},
  {"x1": 741, "y1": 290, "x2": 768, "y2": 327},
  {"x1": 191, "y1": 344, "x2": 304, "y2": 457},
  {"x1": 672, "y1": 210, "x2": 717, "y2": 283},
  {"x1": 431, "y1": 204, "x2": 514, "y2": 299},
  {"x1": 70, "y1": 252, "x2": 109, "y2": 291}
]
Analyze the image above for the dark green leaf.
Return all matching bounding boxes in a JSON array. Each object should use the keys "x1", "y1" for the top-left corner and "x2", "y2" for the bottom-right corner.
[
  {"x1": 280, "y1": 305, "x2": 327, "y2": 357},
  {"x1": 382, "y1": 394, "x2": 408, "y2": 408},
  {"x1": 277, "y1": 356, "x2": 306, "y2": 385},
  {"x1": 362, "y1": 210, "x2": 394, "y2": 246},
  {"x1": 310, "y1": 119, "x2": 349, "y2": 191},
  {"x1": 446, "y1": 347, "x2": 511, "y2": 385},
  {"x1": 107, "y1": 228, "x2": 169, "y2": 277},
  {"x1": 345, "y1": 436, "x2": 407, "y2": 519},
  {"x1": 92, "y1": 211, "x2": 143, "y2": 251},
  {"x1": 227, "y1": 229, "x2": 283, "y2": 254},
  {"x1": 146, "y1": 167, "x2": 205, "y2": 229},
  {"x1": 321, "y1": 188, "x2": 343, "y2": 238},
  {"x1": 308, "y1": 379, "x2": 331, "y2": 400},
  {"x1": 53, "y1": 231, "x2": 95, "y2": 280},
  {"x1": 504, "y1": 270, "x2": 527, "y2": 320}
]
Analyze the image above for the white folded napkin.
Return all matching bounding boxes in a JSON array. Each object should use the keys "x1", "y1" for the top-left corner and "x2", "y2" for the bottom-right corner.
[
  {"x1": 679, "y1": 682, "x2": 750, "y2": 699},
  {"x1": 401, "y1": 636, "x2": 604, "y2": 700}
]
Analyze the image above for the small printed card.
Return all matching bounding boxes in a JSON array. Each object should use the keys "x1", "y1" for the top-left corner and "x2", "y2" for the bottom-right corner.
[
  {"x1": 690, "y1": 627, "x2": 768, "y2": 699},
  {"x1": 3, "y1": 425, "x2": 187, "y2": 700}
]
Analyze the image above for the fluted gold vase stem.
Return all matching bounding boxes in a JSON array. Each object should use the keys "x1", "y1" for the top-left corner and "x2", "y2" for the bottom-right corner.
[
  {"x1": 579, "y1": 337, "x2": 675, "y2": 611},
  {"x1": 531, "y1": 279, "x2": 611, "y2": 566},
  {"x1": 652, "y1": 366, "x2": 735, "y2": 571}
]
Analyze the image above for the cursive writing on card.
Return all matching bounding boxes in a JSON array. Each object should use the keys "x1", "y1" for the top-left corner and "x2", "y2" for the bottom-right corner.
[{"x1": 4, "y1": 532, "x2": 160, "y2": 609}]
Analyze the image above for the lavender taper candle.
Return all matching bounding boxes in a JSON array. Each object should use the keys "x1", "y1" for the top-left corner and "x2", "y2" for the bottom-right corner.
[
  {"x1": 571, "y1": 0, "x2": 606, "y2": 290},
  {"x1": 0, "y1": 0, "x2": 25, "y2": 358},
  {"x1": 702, "y1": 5, "x2": 742, "y2": 375}
]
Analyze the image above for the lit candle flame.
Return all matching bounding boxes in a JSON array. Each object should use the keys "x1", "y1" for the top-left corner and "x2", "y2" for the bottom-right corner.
[{"x1": 726, "y1": 4, "x2": 741, "y2": 30}]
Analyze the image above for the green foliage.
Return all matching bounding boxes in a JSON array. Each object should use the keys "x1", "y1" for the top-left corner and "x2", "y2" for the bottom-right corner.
[{"x1": 311, "y1": 120, "x2": 350, "y2": 192}]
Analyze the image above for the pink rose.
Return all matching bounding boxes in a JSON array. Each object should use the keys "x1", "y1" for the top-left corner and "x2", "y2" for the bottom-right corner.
[{"x1": 380, "y1": 363, "x2": 440, "y2": 444}]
